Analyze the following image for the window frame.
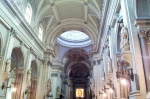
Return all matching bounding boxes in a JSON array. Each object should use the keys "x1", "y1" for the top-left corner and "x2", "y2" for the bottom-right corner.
[
  {"x1": 38, "y1": 25, "x2": 43, "y2": 41},
  {"x1": 25, "y1": 3, "x2": 32, "y2": 24}
]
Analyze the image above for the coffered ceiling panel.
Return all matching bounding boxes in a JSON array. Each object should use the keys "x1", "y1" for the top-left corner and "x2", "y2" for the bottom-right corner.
[{"x1": 57, "y1": 2, "x2": 84, "y2": 20}]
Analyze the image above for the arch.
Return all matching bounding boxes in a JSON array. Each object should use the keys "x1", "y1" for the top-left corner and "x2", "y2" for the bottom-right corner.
[
  {"x1": 45, "y1": 20, "x2": 97, "y2": 47},
  {"x1": 68, "y1": 63, "x2": 90, "y2": 78},
  {"x1": 11, "y1": 47, "x2": 24, "y2": 68},
  {"x1": 62, "y1": 48, "x2": 89, "y2": 63},
  {"x1": 31, "y1": 60, "x2": 38, "y2": 78},
  {"x1": 64, "y1": 60, "x2": 91, "y2": 75},
  {"x1": 35, "y1": 0, "x2": 99, "y2": 25}
]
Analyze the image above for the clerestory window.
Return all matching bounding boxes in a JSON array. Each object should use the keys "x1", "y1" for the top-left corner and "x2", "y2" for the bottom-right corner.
[
  {"x1": 25, "y1": 4, "x2": 32, "y2": 24},
  {"x1": 38, "y1": 25, "x2": 43, "y2": 40}
]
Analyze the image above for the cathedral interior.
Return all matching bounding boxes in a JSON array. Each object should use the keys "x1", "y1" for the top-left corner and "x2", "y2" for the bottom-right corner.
[{"x1": 0, "y1": 0, "x2": 150, "y2": 99}]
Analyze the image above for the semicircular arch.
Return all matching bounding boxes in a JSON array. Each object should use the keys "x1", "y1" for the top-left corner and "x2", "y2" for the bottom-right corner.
[
  {"x1": 45, "y1": 20, "x2": 97, "y2": 47},
  {"x1": 11, "y1": 47, "x2": 24, "y2": 68}
]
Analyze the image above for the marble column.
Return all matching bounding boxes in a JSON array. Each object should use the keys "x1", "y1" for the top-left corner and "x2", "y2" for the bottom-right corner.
[{"x1": 138, "y1": 30, "x2": 150, "y2": 92}]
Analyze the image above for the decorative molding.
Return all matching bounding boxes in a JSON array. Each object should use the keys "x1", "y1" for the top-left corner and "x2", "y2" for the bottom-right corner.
[
  {"x1": 90, "y1": 0, "x2": 110, "y2": 56},
  {"x1": 134, "y1": 18, "x2": 150, "y2": 27},
  {"x1": 3, "y1": 0, "x2": 45, "y2": 51},
  {"x1": 0, "y1": 17, "x2": 11, "y2": 30}
]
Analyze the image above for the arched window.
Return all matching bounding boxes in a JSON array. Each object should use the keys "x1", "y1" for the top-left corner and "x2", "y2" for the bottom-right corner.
[
  {"x1": 38, "y1": 25, "x2": 43, "y2": 40},
  {"x1": 25, "y1": 4, "x2": 32, "y2": 24}
]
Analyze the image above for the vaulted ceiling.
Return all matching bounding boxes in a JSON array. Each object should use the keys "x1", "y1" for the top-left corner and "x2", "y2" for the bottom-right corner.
[{"x1": 33, "y1": 0, "x2": 101, "y2": 44}]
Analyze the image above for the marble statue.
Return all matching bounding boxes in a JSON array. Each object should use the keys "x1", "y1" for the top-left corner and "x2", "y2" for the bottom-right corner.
[
  {"x1": 47, "y1": 79, "x2": 51, "y2": 93},
  {"x1": 120, "y1": 23, "x2": 130, "y2": 51},
  {"x1": 92, "y1": 79, "x2": 95, "y2": 87},
  {"x1": 107, "y1": 57, "x2": 112, "y2": 73},
  {"x1": 101, "y1": 70, "x2": 105, "y2": 81},
  {"x1": 5, "y1": 58, "x2": 11, "y2": 73},
  {"x1": 27, "y1": 69, "x2": 32, "y2": 82}
]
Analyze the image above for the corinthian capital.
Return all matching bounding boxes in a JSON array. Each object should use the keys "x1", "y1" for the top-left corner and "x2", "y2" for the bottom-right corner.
[{"x1": 138, "y1": 29, "x2": 147, "y2": 38}]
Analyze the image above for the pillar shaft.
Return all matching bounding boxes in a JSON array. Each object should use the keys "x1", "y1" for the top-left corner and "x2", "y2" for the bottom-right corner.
[{"x1": 139, "y1": 31, "x2": 150, "y2": 91}]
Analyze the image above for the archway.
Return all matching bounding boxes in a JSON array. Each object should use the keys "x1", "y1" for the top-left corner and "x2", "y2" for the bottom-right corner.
[
  {"x1": 68, "y1": 63, "x2": 90, "y2": 99},
  {"x1": 8, "y1": 47, "x2": 24, "y2": 99},
  {"x1": 63, "y1": 48, "x2": 91, "y2": 99}
]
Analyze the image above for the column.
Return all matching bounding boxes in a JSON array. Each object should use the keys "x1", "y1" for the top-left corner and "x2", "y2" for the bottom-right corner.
[
  {"x1": 13, "y1": 68, "x2": 24, "y2": 99},
  {"x1": 30, "y1": 77, "x2": 38, "y2": 99},
  {"x1": 64, "y1": 82, "x2": 68, "y2": 99},
  {"x1": 138, "y1": 29, "x2": 150, "y2": 92}
]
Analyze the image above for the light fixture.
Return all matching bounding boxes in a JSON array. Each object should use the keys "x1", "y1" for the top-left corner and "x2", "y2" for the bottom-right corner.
[
  {"x1": 103, "y1": 93, "x2": 107, "y2": 97},
  {"x1": 12, "y1": 87, "x2": 17, "y2": 92},
  {"x1": 109, "y1": 88, "x2": 113, "y2": 93},
  {"x1": 121, "y1": 79, "x2": 126, "y2": 85}
]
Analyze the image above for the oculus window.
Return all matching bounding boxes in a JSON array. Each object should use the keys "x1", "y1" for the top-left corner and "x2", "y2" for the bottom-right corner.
[{"x1": 60, "y1": 30, "x2": 89, "y2": 41}]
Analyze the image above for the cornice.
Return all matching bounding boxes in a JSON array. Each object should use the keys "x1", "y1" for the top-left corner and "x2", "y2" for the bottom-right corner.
[
  {"x1": 90, "y1": 0, "x2": 110, "y2": 57},
  {"x1": 3, "y1": 0, "x2": 45, "y2": 51},
  {"x1": 0, "y1": 17, "x2": 11, "y2": 30}
]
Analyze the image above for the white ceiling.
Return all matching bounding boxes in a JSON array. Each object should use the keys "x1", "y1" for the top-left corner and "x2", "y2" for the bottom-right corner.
[{"x1": 33, "y1": 0, "x2": 101, "y2": 44}]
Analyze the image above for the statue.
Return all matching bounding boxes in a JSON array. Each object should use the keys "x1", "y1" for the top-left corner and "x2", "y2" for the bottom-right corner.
[
  {"x1": 107, "y1": 57, "x2": 112, "y2": 73},
  {"x1": 27, "y1": 69, "x2": 32, "y2": 82},
  {"x1": 56, "y1": 86, "x2": 60, "y2": 95},
  {"x1": 120, "y1": 23, "x2": 130, "y2": 51},
  {"x1": 5, "y1": 58, "x2": 11, "y2": 73},
  {"x1": 101, "y1": 70, "x2": 105, "y2": 81},
  {"x1": 47, "y1": 79, "x2": 51, "y2": 93},
  {"x1": 92, "y1": 79, "x2": 95, "y2": 87}
]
